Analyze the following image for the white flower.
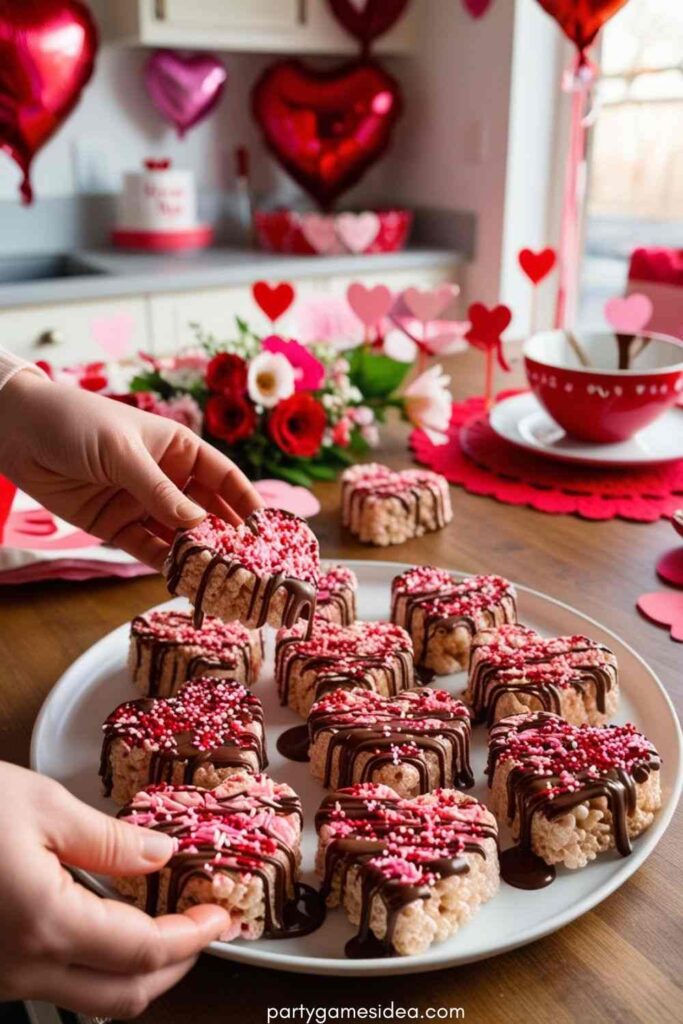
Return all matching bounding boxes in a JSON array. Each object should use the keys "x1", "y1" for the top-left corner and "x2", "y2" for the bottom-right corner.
[
  {"x1": 247, "y1": 352, "x2": 295, "y2": 409},
  {"x1": 403, "y1": 364, "x2": 452, "y2": 439}
]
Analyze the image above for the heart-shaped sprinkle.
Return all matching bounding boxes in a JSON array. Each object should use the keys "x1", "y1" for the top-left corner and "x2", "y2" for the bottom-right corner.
[
  {"x1": 252, "y1": 281, "x2": 295, "y2": 322},
  {"x1": 336, "y1": 211, "x2": 381, "y2": 253},
  {"x1": 518, "y1": 247, "x2": 557, "y2": 285},
  {"x1": 604, "y1": 293, "x2": 653, "y2": 335},
  {"x1": 346, "y1": 282, "x2": 394, "y2": 328}
]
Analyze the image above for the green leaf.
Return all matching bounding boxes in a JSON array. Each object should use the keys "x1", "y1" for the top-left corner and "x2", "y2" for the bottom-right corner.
[
  {"x1": 264, "y1": 462, "x2": 313, "y2": 487},
  {"x1": 348, "y1": 345, "x2": 410, "y2": 399},
  {"x1": 306, "y1": 463, "x2": 338, "y2": 481},
  {"x1": 326, "y1": 445, "x2": 355, "y2": 465}
]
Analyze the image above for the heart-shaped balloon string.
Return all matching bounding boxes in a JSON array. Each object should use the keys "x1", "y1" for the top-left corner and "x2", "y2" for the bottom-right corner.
[
  {"x1": 328, "y1": 0, "x2": 411, "y2": 49},
  {"x1": 251, "y1": 59, "x2": 402, "y2": 209},
  {"x1": 637, "y1": 591, "x2": 683, "y2": 643},
  {"x1": 518, "y1": 247, "x2": 557, "y2": 285},
  {"x1": 462, "y1": 0, "x2": 493, "y2": 17},
  {"x1": 0, "y1": 0, "x2": 98, "y2": 203},
  {"x1": 252, "y1": 281, "x2": 296, "y2": 323},
  {"x1": 144, "y1": 50, "x2": 227, "y2": 137},
  {"x1": 604, "y1": 293, "x2": 653, "y2": 335},
  {"x1": 346, "y1": 283, "x2": 394, "y2": 330}
]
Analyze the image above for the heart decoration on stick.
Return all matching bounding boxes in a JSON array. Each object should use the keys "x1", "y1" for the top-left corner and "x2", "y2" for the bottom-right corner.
[
  {"x1": 466, "y1": 302, "x2": 513, "y2": 411},
  {"x1": 519, "y1": 247, "x2": 557, "y2": 285},
  {"x1": 251, "y1": 59, "x2": 403, "y2": 209},
  {"x1": 0, "y1": 0, "x2": 98, "y2": 203},
  {"x1": 402, "y1": 285, "x2": 459, "y2": 324},
  {"x1": 252, "y1": 281, "x2": 295, "y2": 323},
  {"x1": 144, "y1": 51, "x2": 227, "y2": 137},
  {"x1": 604, "y1": 293, "x2": 653, "y2": 335},
  {"x1": 346, "y1": 283, "x2": 394, "y2": 331},
  {"x1": 328, "y1": 0, "x2": 411, "y2": 49}
]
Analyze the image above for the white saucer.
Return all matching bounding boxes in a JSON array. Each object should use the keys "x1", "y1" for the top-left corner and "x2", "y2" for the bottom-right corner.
[{"x1": 489, "y1": 392, "x2": 683, "y2": 466}]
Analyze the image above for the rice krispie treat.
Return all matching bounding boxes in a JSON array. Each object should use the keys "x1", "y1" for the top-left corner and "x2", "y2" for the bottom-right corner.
[
  {"x1": 341, "y1": 463, "x2": 453, "y2": 547},
  {"x1": 275, "y1": 618, "x2": 415, "y2": 718},
  {"x1": 114, "y1": 773, "x2": 321, "y2": 940},
  {"x1": 165, "y1": 508, "x2": 319, "y2": 632},
  {"x1": 308, "y1": 687, "x2": 473, "y2": 796},
  {"x1": 129, "y1": 609, "x2": 263, "y2": 698},
  {"x1": 315, "y1": 783, "x2": 499, "y2": 957},
  {"x1": 100, "y1": 678, "x2": 266, "y2": 804},
  {"x1": 317, "y1": 564, "x2": 357, "y2": 625},
  {"x1": 465, "y1": 624, "x2": 619, "y2": 727},
  {"x1": 391, "y1": 567, "x2": 517, "y2": 676},
  {"x1": 487, "y1": 711, "x2": 662, "y2": 889}
]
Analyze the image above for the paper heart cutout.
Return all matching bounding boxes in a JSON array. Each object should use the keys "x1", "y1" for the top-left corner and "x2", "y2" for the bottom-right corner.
[
  {"x1": 656, "y1": 548, "x2": 683, "y2": 589},
  {"x1": 402, "y1": 285, "x2": 459, "y2": 323},
  {"x1": 91, "y1": 313, "x2": 134, "y2": 360},
  {"x1": 300, "y1": 214, "x2": 341, "y2": 254},
  {"x1": 253, "y1": 479, "x2": 321, "y2": 519},
  {"x1": 252, "y1": 281, "x2": 295, "y2": 323},
  {"x1": 518, "y1": 247, "x2": 557, "y2": 285},
  {"x1": 637, "y1": 590, "x2": 683, "y2": 642},
  {"x1": 336, "y1": 211, "x2": 380, "y2": 253},
  {"x1": 604, "y1": 293, "x2": 653, "y2": 335},
  {"x1": 462, "y1": 0, "x2": 493, "y2": 17},
  {"x1": 346, "y1": 283, "x2": 394, "y2": 328},
  {"x1": 144, "y1": 50, "x2": 227, "y2": 137}
]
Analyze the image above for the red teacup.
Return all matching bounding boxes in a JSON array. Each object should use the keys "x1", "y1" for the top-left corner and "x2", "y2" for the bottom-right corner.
[{"x1": 524, "y1": 330, "x2": 683, "y2": 443}]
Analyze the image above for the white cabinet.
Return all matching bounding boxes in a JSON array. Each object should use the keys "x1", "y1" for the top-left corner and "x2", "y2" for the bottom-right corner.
[{"x1": 105, "y1": 0, "x2": 418, "y2": 55}]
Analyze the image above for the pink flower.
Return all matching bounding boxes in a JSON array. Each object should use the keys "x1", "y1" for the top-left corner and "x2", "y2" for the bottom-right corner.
[
  {"x1": 262, "y1": 335, "x2": 325, "y2": 392},
  {"x1": 294, "y1": 296, "x2": 364, "y2": 350},
  {"x1": 158, "y1": 395, "x2": 203, "y2": 434},
  {"x1": 331, "y1": 418, "x2": 352, "y2": 448},
  {"x1": 403, "y1": 364, "x2": 452, "y2": 442}
]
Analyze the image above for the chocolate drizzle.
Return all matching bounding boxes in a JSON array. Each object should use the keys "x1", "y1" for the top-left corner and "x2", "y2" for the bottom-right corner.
[
  {"x1": 342, "y1": 468, "x2": 450, "y2": 539},
  {"x1": 487, "y1": 712, "x2": 661, "y2": 890},
  {"x1": 276, "y1": 723, "x2": 311, "y2": 762},
  {"x1": 316, "y1": 788, "x2": 496, "y2": 957}
]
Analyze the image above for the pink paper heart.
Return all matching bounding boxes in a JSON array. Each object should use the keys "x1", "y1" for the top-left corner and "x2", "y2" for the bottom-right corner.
[
  {"x1": 253, "y1": 479, "x2": 321, "y2": 518},
  {"x1": 402, "y1": 284, "x2": 459, "y2": 323},
  {"x1": 91, "y1": 313, "x2": 135, "y2": 360},
  {"x1": 604, "y1": 293, "x2": 653, "y2": 335},
  {"x1": 300, "y1": 214, "x2": 341, "y2": 254},
  {"x1": 637, "y1": 590, "x2": 683, "y2": 642},
  {"x1": 336, "y1": 211, "x2": 380, "y2": 253},
  {"x1": 346, "y1": 283, "x2": 394, "y2": 328},
  {"x1": 462, "y1": 0, "x2": 493, "y2": 16},
  {"x1": 656, "y1": 547, "x2": 683, "y2": 589}
]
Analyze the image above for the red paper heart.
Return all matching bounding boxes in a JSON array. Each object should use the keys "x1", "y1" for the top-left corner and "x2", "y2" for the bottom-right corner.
[
  {"x1": 518, "y1": 247, "x2": 557, "y2": 285},
  {"x1": 656, "y1": 548, "x2": 683, "y2": 589},
  {"x1": 535, "y1": 0, "x2": 629, "y2": 54},
  {"x1": 0, "y1": 0, "x2": 98, "y2": 203},
  {"x1": 328, "y1": 0, "x2": 411, "y2": 47},
  {"x1": 637, "y1": 590, "x2": 683, "y2": 643},
  {"x1": 466, "y1": 303, "x2": 512, "y2": 346},
  {"x1": 251, "y1": 59, "x2": 403, "y2": 208},
  {"x1": 252, "y1": 281, "x2": 295, "y2": 323}
]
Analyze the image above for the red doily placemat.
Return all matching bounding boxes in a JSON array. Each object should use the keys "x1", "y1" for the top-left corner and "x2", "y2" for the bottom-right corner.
[{"x1": 410, "y1": 391, "x2": 683, "y2": 522}]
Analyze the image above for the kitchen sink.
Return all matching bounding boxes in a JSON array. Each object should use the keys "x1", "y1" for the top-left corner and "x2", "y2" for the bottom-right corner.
[{"x1": 0, "y1": 253, "x2": 106, "y2": 284}]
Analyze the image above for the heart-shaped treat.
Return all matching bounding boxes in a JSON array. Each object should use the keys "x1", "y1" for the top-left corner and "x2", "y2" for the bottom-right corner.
[
  {"x1": 252, "y1": 281, "x2": 295, "y2": 323},
  {"x1": 308, "y1": 687, "x2": 473, "y2": 796},
  {"x1": 466, "y1": 623, "x2": 620, "y2": 726},
  {"x1": 315, "y1": 783, "x2": 499, "y2": 957},
  {"x1": 0, "y1": 0, "x2": 98, "y2": 202},
  {"x1": 129, "y1": 609, "x2": 263, "y2": 698},
  {"x1": 275, "y1": 618, "x2": 414, "y2": 718},
  {"x1": 317, "y1": 563, "x2": 358, "y2": 625},
  {"x1": 488, "y1": 711, "x2": 662, "y2": 889},
  {"x1": 252, "y1": 60, "x2": 402, "y2": 207},
  {"x1": 144, "y1": 50, "x2": 227, "y2": 137},
  {"x1": 391, "y1": 568, "x2": 517, "y2": 677},
  {"x1": 518, "y1": 247, "x2": 556, "y2": 285},
  {"x1": 346, "y1": 283, "x2": 394, "y2": 330},
  {"x1": 341, "y1": 463, "x2": 453, "y2": 547},
  {"x1": 165, "y1": 509, "x2": 319, "y2": 632},
  {"x1": 604, "y1": 293, "x2": 653, "y2": 335},
  {"x1": 115, "y1": 773, "x2": 318, "y2": 941},
  {"x1": 100, "y1": 678, "x2": 266, "y2": 805}
]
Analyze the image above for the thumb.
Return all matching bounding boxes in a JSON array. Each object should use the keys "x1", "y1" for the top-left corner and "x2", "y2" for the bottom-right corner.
[
  {"x1": 119, "y1": 446, "x2": 204, "y2": 531},
  {"x1": 47, "y1": 784, "x2": 175, "y2": 876}
]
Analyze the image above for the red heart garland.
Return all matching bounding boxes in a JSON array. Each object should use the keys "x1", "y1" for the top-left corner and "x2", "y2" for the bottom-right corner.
[
  {"x1": 252, "y1": 281, "x2": 295, "y2": 323},
  {"x1": 535, "y1": 0, "x2": 629, "y2": 55},
  {"x1": 518, "y1": 247, "x2": 557, "y2": 285},
  {"x1": 0, "y1": 0, "x2": 98, "y2": 203},
  {"x1": 465, "y1": 303, "x2": 512, "y2": 370},
  {"x1": 251, "y1": 59, "x2": 402, "y2": 209},
  {"x1": 328, "y1": 0, "x2": 411, "y2": 48}
]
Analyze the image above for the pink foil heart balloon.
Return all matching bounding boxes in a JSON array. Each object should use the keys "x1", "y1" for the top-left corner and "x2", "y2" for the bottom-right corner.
[
  {"x1": 144, "y1": 50, "x2": 227, "y2": 137},
  {"x1": 604, "y1": 293, "x2": 653, "y2": 335},
  {"x1": 346, "y1": 283, "x2": 394, "y2": 328}
]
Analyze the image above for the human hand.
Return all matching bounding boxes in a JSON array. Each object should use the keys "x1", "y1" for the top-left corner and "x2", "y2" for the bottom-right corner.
[
  {"x1": 0, "y1": 762, "x2": 229, "y2": 1018},
  {"x1": 0, "y1": 371, "x2": 263, "y2": 569}
]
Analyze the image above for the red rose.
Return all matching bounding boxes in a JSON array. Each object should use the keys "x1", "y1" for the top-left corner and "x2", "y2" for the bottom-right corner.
[
  {"x1": 109, "y1": 391, "x2": 159, "y2": 411},
  {"x1": 205, "y1": 393, "x2": 256, "y2": 444},
  {"x1": 269, "y1": 392, "x2": 326, "y2": 458},
  {"x1": 206, "y1": 353, "x2": 248, "y2": 394}
]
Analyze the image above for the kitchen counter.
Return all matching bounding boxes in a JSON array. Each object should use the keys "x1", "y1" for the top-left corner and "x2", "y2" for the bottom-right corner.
[{"x1": 0, "y1": 246, "x2": 461, "y2": 309}]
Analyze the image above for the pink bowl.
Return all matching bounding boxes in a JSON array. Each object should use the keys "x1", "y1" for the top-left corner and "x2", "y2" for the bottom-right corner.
[{"x1": 524, "y1": 330, "x2": 683, "y2": 443}]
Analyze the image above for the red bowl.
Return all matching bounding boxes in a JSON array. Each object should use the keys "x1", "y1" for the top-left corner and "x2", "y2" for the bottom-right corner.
[{"x1": 524, "y1": 330, "x2": 683, "y2": 443}]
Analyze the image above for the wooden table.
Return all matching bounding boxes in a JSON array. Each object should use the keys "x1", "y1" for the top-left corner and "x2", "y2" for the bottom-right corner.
[{"x1": 1, "y1": 350, "x2": 681, "y2": 1023}]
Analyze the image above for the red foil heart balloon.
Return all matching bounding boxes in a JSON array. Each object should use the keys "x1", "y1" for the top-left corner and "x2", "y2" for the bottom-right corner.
[
  {"x1": 252, "y1": 59, "x2": 403, "y2": 209},
  {"x1": 328, "y1": 0, "x2": 411, "y2": 49},
  {"x1": 535, "y1": 0, "x2": 629, "y2": 55},
  {"x1": 0, "y1": 0, "x2": 98, "y2": 203}
]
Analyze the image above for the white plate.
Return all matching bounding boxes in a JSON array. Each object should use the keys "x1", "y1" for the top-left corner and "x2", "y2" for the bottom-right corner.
[
  {"x1": 31, "y1": 561, "x2": 682, "y2": 976},
  {"x1": 489, "y1": 391, "x2": 683, "y2": 466}
]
